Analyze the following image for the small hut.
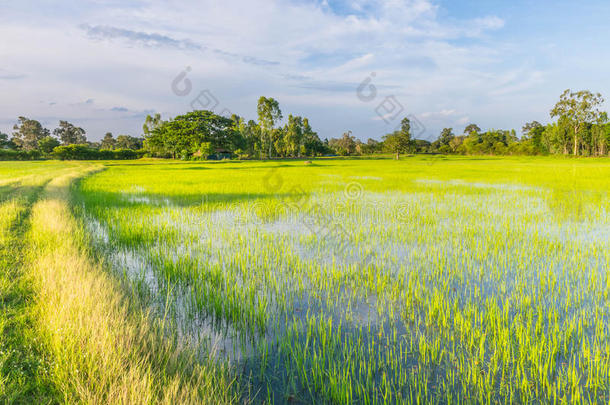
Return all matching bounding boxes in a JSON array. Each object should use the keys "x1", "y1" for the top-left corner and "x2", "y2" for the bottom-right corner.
[{"x1": 206, "y1": 148, "x2": 232, "y2": 160}]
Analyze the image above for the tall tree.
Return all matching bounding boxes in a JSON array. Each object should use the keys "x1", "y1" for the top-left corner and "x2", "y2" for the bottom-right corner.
[
  {"x1": 544, "y1": 118, "x2": 572, "y2": 155},
  {"x1": 101, "y1": 132, "x2": 117, "y2": 150},
  {"x1": 53, "y1": 120, "x2": 87, "y2": 145},
  {"x1": 283, "y1": 115, "x2": 304, "y2": 157},
  {"x1": 589, "y1": 112, "x2": 608, "y2": 156},
  {"x1": 147, "y1": 110, "x2": 236, "y2": 159},
  {"x1": 0, "y1": 132, "x2": 14, "y2": 149},
  {"x1": 383, "y1": 117, "x2": 413, "y2": 159},
  {"x1": 464, "y1": 123, "x2": 481, "y2": 135},
  {"x1": 438, "y1": 128, "x2": 455, "y2": 146},
  {"x1": 361, "y1": 138, "x2": 382, "y2": 154},
  {"x1": 143, "y1": 113, "x2": 163, "y2": 136},
  {"x1": 522, "y1": 121, "x2": 542, "y2": 139},
  {"x1": 301, "y1": 118, "x2": 326, "y2": 156},
  {"x1": 116, "y1": 135, "x2": 143, "y2": 150},
  {"x1": 551, "y1": 89, "x2": 605, "y2": 156},
  {"x1": 522, "y1": 121, "x2": 546, "y2": 154},
  {"x1": 329, "y1": 131, "x2": 358, "y2": 156},
  {"x1": 236, "y1": 118, "x2": 262, "y2": 158},
  {"x1": 12, "y1": 117, "x2": 50, "y2": 150},
  {"x1": 257, "y1": 97, "x2": 282, "y2": 159}
]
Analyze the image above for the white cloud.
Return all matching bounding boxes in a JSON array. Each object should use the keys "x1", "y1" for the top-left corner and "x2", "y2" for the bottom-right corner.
[
  {"x1": 457, "y1": 116, "x2": 470, "y2": 125},
  {"x1": 473, "y1": 16, "x2": 505, "y2": 31}
]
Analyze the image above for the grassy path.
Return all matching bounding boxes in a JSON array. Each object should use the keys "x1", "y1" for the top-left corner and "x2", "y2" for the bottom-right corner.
[
  {"x1": 1, "y1": 163, "x2": 237, "y2": 404},
  {"x1": 0, "y1": 178, "x2": 59, "y2": 403}
]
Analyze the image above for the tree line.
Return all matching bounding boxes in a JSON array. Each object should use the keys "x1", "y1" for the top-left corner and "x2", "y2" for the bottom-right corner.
[
  {"x1": 2, "y1": 89, "x2": 609, "y2": 160},
  {"x1": 332, "y1": 89, "x2": 610, "y2": 158},
  {"x1": 0, "y1": 118, "x2": 144, "y2": 160},
  {"x1": 140, "y1": 89, "x2": 610, "y2": 159}
]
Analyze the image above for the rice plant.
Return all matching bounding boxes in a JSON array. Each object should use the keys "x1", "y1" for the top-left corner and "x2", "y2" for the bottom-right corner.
[{"x1": 67, "y1": 156, "x2": 610, "y2": 403}]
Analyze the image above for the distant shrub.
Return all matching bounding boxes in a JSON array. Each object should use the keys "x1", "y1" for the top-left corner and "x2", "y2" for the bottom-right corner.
[
  {"x1": 0, "y1": 149, "x2": 42, "y2": 161},
  {"x1": 113, "y1": 148, "x2": 138, "y2": 160},
  {"x1": 52, "y1": 145, "x2": 141, "y2": 160}
]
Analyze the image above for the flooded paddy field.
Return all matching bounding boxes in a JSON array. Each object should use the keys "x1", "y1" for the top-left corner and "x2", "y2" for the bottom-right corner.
[{"x1": 74, "y1": 157, "x2": 610, "y2": 404}]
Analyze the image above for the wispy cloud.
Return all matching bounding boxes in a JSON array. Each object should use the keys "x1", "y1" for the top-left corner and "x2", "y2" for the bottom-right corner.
[
  {"x1": 79, "y1": 24, "x2": 203, "y2": 50},
  {"x1": 0, "y1": 69, "x2": 26, "y2": 80},
  {"x1": 78, "y1": 23, "x2": 280, "y2": 68}
]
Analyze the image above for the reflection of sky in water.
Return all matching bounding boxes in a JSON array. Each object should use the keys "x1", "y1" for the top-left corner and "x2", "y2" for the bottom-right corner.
[
  {"x1": 414, "y1": 178, "x2": 543, "y2": 192},
  {"x1": 87, "y1": 182, "x2": 610, "y2": 365}
]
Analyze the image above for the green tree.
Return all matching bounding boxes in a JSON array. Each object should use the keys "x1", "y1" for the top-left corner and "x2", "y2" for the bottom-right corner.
[
  {"x1": 464, "y1": 124, "x2": 481, "y2": 135},
  {"x1": 283, "y1": 115, "x2": 304, "y2": 157},
  {"x1": 53, "y1": 120, "x2": 87, "y2": 145},
  {"x1": 143, "y1": 113, "x2": 163, "y2": 136},
  {"x1": 329, "y1": 131, "x2": 358, "y2": 156},
  {"x1": 438, "y1": 128, "x2": 455, "y2": 147},
  {"x1": 522, "y1": 121, "x2": 546, "y2": 154},
  {"x1": 360, "y1": 138, "x2": 382, "y2": 154},
  {"x1": 12, "y1": 117, "x2": 50, "y2": 150},
  {"x1": 551, "y1": 89, "x2": 605, "y2": 156},
  {"x1": 544, "y1": 118, "x2": 572, "y2": 155},
  {"x1": 199, "y1": 141, "x2": 213, "y2": 158},
  {"x1": 257, "y1": 97, "x2": 282, "y2": 159},
  {"x1": 116, "y1": 135, "x2": 143, "y2": 150},
  {"x1": 101, "y1": 132, "x2": 116, "y2": 150},
  {"x1": 148, "y1": 110, "x2": 236, "y2": 159},
  {"x1": 301, "y1": 118, "x2": 326, "y2": 156},
  {"x1": 383, "y1": 117, "x2": 413, "y2": 159},
  {"x1": 590, "y1": 113, "x2": 609, "y2": 156},
  {"x1": 38, "y1": 136, "x2": 60, "y2": 154},
  {"x1": 236, "y1": 118, "x2": 262, "y2": 158},
  {"x1": 0, "y1": 131, "x2": 15, "y2": 149}
]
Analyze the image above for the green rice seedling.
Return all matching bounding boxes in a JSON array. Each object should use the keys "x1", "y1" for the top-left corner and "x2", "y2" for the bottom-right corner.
[{"x1": 67, "y1": 156, "x2": 610, "y2": 403}]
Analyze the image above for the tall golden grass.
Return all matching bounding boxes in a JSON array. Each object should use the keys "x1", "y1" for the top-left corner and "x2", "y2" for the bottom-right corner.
[{"x1": 26, "y1": 167, "x2": 237, "y2": 404}]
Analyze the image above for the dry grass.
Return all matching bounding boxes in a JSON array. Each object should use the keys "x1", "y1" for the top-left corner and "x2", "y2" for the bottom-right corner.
[{"x1": 26, "y1": 167, "x2": 237, "y2": 404}]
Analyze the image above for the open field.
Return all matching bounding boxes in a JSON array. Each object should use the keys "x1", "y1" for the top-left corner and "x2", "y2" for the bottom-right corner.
[{"x1": 1, "y1": 156, "x2": 610, "y2": 403}]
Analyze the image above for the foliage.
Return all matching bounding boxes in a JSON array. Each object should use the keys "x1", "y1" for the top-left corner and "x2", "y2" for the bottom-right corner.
[
  {"x1": 0, "y1": 149, "x2": 42, "y2": 160},
  {"x1": 142, "y1": 113, "x2": 163, "y2": 137},
  {"x1": 464, "y1": 123, "x2": 481, "y2": 135},
  {"x1": 100, "y1": 132, "x2": 116, "y2": 150},
  {"x1": 52, "y1": 145, "x2": 140, "y2": 160},
  {"x1": 116, "y1": 135, "x2": 143, "y2": 150},
  {"x1": 199, "y1": 141, "x2": 213, "y2": 158},
  {"x1": 53, "y1": 120, "x2": 87, "y2": 145},
  {"x1": 329, "y1": 131, "x2": 358, "y2": 156},
  {"x1": 146, "y1": 110, "x2": 236, "y2": 159},
  {"x1": 38, "y1": 136, "x2": 61, "y2": 154},
  {"x1": 257, "y1": 97, "x2": 283, "y2": 159},
  {"x1": 438, "y1": 127, "x2": 454, "y2": 147},
  {"x1": 416, "y1": 90, "x2": 610, "y2": 157},
  {"x1": 382, "y1": 117, "x2": 414, "y2": 159},
  {"x1": 0, "y1": 132, "x2": 15, "y2": 149},
  {"x1": 12, "y1": 117, "x2": 50, "y2": 150},
  {"x1": 550, "y1": 89, "x2": 605, "y2": 156},
  {"x1": 6, "y1": 88, "x2": 610, "y2": 160}
]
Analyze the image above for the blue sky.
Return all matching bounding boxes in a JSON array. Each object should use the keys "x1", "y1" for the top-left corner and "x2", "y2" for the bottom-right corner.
[{"x1": 1, "y1": 0, "x2": 609, "y2": 142}]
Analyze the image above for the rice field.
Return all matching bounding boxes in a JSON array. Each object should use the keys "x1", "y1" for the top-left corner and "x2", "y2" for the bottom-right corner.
[{"x1": 65, "y1": 156, "x2": 610, "y2": 404}]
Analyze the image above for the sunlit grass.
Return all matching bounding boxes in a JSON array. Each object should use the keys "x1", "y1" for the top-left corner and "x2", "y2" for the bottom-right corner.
[{"x1": 0, "y1": 161, "x2": 239, "y2": 404}]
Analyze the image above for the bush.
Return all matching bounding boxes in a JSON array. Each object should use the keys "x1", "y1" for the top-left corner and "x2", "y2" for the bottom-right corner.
[
  {"x1": 52, "y1": 145, "x2": 141, "y2": 160},
  {"x1": 0, "y1": 149, "x2": 42, "y2": 161},
  {"x1": 53, "y1": 145, "x2": 96, "y2": 160},
  {"x1": 113, "y1": 148, "x2": 138, "y2": 160}
]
